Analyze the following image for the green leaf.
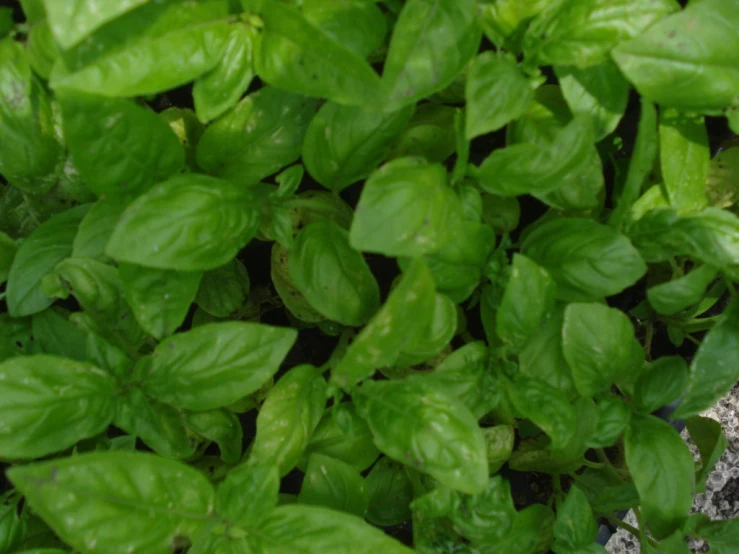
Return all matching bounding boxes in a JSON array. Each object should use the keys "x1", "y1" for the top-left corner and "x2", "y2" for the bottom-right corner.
[
  {"x1": 728, "y1": 107, "x2": 739, "y2": 135},
  {"x1": 59, "y1": 92, "x2": 184, "y2": 198},
  {"x1": 271, "y1": 243, "x2": 325, "y2": 324},
  {"x1": 448, "y1": 476, "x2": 518, "y2": 543},
  {"x1": 289, "y1": 220, "x2": 380, "y2": 327},
  {"x1": 186, "y1": 408, "x2": 242, "y2": 463},
  {"x1": 625, "y1": 413, "x2": 694, "y2": 539},
  {"x1": 302, "y1": 102, "x2": 414, "y2": 192},
  {"x1": 298, "y1": 453, "x2": 368, "y2": 517},
  {"x1": 475, "y1": 115, "x2": 596, "y2": 198},
  {"x1": 195, "y1": 259, "x2": 250, "y2": 318},
  {"x1": 685, "y1": 416, "x2": 728, "y2": 494},
  {"x1": 562, "y1": 302, "x2": 644, "y2": 397},
  {"x1": 254, "y1": 1, "x2": 383, "y2": 106},
  {"x1": 506, "y1": 374, "x2": 577, "y2": 450},
  {"x1": 0, "y1": 39, "x2": 63, "y2": 193},
  {"x1": 119, "y1": 264, "x2": 202, "y2": 340},
  {"x1": 72, "y1": 199, "x2": 124, "y2": 261},
  {"x1": 633, "y1": 356, "x2": 689, "y2": 414},
  {"x1": 6, "y1": 204, "x2": 89, "y2": 317},
  {"x1": 50, "y1": 0, "x2": 232, "y2": 97},
  {"x1": 196, "y1": 86, "x2": 318, "y2": 187},
  {"x1": 0, "y1": 354, "x2": 117, "y2": 459},
  {"x1": 523, "y1": 218, "x2": 646, "y2": 301},
  {"x1": 31, "y1": 308, "x2": 88, "y2": 361},
  {"x1": 483, "y1": 424, "x2": 515, "y2": 474},
  {"x1": 26, "y1": 20, "x2": 60, "y2": 80},
  {"x1": 588, "y1": 395, "x2": 630, "y2": 448},
  {"x1": 484, "y1": 503, "x2": 556, "y2": 554},
  {"x1": 365, "y1": 457, "x2": 413, "y2": 526},
  {"x1": 354, "y1": 377, "x2": 488, "y2": 495},
  {"x1": 158, "y1": 106, "x2": 204, "y2": 170},
  {"x1": 254, "y1": 504, "x2": 413, "y2": 554},
  {"x1": 249, "y1": 364, "x2": 327, "y2": 475},
  {"x1": 387, "y1": 104, "x2": 458, "y2": 164},
  {"x1": 42, "y1": 0, "x2": 150, "y2": 50},
  {"x1": 86, "y1": 331, "x2": 132, "y2": 381},
  {"x1": 613, "y1": 0, "x2": 739, "y2": 112},
  {"x1": 673, "y1": 300, "x2": 739, "y2": 418},
  {"x1": 576, "y1": 467, "x2": 640, "y2": 516},
  {"x1": 113, "y1": 387, "x2": 196, "y2": 460},
  {"x1": 105, "y1": 174, "x2": 260, "y2": 271},
  {"x1": 331, "y1": 259, "x2": 436, "y2": 389},
  {"x1": 304, "y1": 403, "x2": 380, "y2": 473},
  {"x1": 350, "y1": 158, "x2": 458, "y2": 257},
  {"x1": 381, "y1": 0, "x2": 480, "y2": 110},
  {"x1": 395, "y1": 292, "x2": 457, "y2": 367},
  {"x1": 52, "y1": 257, "x2": 126, "y2": 317},
  {"x1": 465, "y1": 52, "x2": 534, "y2": 139},
  {"x1": 217, "y1": 463, "x2": 279, "y2": 526},
  {"x1": 524, "y1": 0, "x2": 679, "y2": 67},
  {"x1": 8, "y1": 452, "x2": 215, "y2": 554},
  {"x1": 555, "y1": 61, "x2": 629, "y2": 141},
  {"x1": 628, "y1": 208, "x2": 739, "y2": 268},
  {"x1": 0, "y1": 231, "x2": 17, "y2": 284},
  {"x1": 647, "y1": 264, "x2": 719, "y2": 315},
  {"x1": 553, "y1": 486, "x2": 598, "y2": 553},
  {"x1": 140, "y1": 321, "x2": 297, "y2": 411},
  {"x1": 497, "y1": 254, "x2": 556, "y2": 350},
  {"x1": 193, "y1": 23, "x2": 256, "y2": 123},
  {"x1": 478, "y1": 0, "x2": 549, "y2": 51},
  {"x1": 690, "y1": 512, "x2": 739, "y2": 553},
  {"x1": 659, "y1": 109, "x2": 709, "y2": 212},
  {"x1": 519, "y1": 306, "x2": 577, "y2": 398},
  {"x1": 707, "y1": 146, "x2": 739, "y2": 210}
]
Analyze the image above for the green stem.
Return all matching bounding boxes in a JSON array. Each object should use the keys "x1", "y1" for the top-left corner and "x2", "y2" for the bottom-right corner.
[
  {"x1": 595, "y1": 449, "x2": 628, "y2": 483},
  {"x1": 552, "y1": 474, "x2": 563, "y2": 510},
  {"x1": 607, "y1": 515, "x2": 659, "y2": 548},
  {"x1": 582, "y1": 460, "x2": 605, "y2": 470},
  {"x1": 724, "y1": 276, "x2": 737, "y2": 298}
]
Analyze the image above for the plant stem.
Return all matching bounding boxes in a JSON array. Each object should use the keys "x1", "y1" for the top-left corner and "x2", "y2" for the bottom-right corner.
[
  {"x1": 607, "y1": 515, "x2": 659, "y2": 548},
  {"x1": 633, "y1": 507, "x2": 657, "y2": 549}
]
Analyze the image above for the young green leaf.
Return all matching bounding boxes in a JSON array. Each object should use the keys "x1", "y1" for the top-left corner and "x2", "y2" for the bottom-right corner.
[
  {"x1": 496, "y1": 254, "x2": 556, "y2": 350},
  {"x1": 0, "y1": 355, "x2": 117, "y2": 459},
  {"x1": 587, "y1": 395, "x2": 631, "y2": 449},
  {"x1": 689, "y1": 516, "x2": 739, "y2": 554},
  {"x1": 140, "y1": 321, "x2": 297, "y2": 411},
  {"x1": 304, "y1": 403, "x2": 380, "y2": 473},
  {"x1": 119, "y1": 264, "x2": 202, "y2": 340},
  {"x1": 41, "y1": 0, "x2": 150, "y2": 50},
  {"x1": 575, "y1": 467, "x2": 640, "y2": 516},
  {"x1": 254, "y1": 1, "x2": 383, "y2": 106},
  {"x1": 633, "y1": 356, "x2": 689, "y2": 415},
  {"x1": 625, "y1": 414, "x2": 695, "y2": 539},
  {"x1": 289, "y1": 220, "x2": 380, "y2": 327},
  {"x1": 249, "y1": 364, "x2": 327, "y2": 475},
  {"x1": 26, "y1": 20, "x2": 59, "y2": 80},
  {"x1": 254, "y1": 504, "x2": 413, "y2": 554},
  {"x1": 673, "y1": 300, "x2": 739, "y2": 419},
  {"x1": 31, "y1": 308, "x2": 88, "y2": 361},
  {"x1": 478, "y1": 0, "x2": 549, "y2": 51},
  {"x1": 0, "y1": 231, "x2": 17, "y2": 284},
  {"x1": 552, "y1": 486, "x2": 599, "y2": 554},
  {"x1": 196, "y1": 86, "x2": 318, "y2": 187},
  {"x1": 647, "y1": 264, "x2": 719, "y2": 316},
  {"x1": 555, "y1": 61, "x2": 629, "y2": 141},
  {"x1": 302, "y1": 102, "x2": 414, "y2": 192},
  {"x1": 365, "y1": 457, "x2": 413, "y2": 526},
  {"x1": 382, "y1": 0, "x2": 480, "y2": 110},
  {"x1": 562, "y1": 302, "x2": 644, "y2": 397},
  {"x1": 5, "y1": 204, "x2": 89, "y2": 317},
  {"x1": 8, "y1": 452, "x2": 216, "y2": 554},
  {"x1": 193, "y1": 23, "x2": 257, "y2": 123},
  {"x1": 0, "y1": 39, "x2": 63, "y2": 194},
  {"x1": 522, "y1": 218, "x2": 647, "y2": 301},
  {"x1": 354, "y1": 377, "x2": 488, "y2": 495},
  {"x1": 612, "y1": 0, "x2": 739, "y2": 111},
  {"x1": 186, "y1": 408, "x2": 242, "y2": 463},
  {"x1": 331, "y1": 259, "x2": 436, "y2": 389},
  {"x1": 685, "y1": 416, "x2": 728, "y2": 494},
  {"x1": 465, "y1": 52, "x2": 534, "y2": 139},
  {"x1": 216, "y1": 463, "x2": 279, "y2": 527},
  {"x1": 659, "y1": 109, "x2": 709, "y2": 212},
  {"x1": 71, "y1": 199, "x2": 124, "y2": 261},
  {"x1": 195, "y1": 259, "x2": 250, "y2": 318},
  {"x1": 113, "y1": 388, "x2": 196, "y2": 460},
  {"x1": 299, "y1": 453, "x2": 368, "y2": 517},
  {"x1": 395, "y1": 292, "x2": 457, "y2": 368},
  {"x1": 50, "y1": 0, "x2": 232, "y2": 97},
  {"x1": 387, "y1": 104, "x2": 458, "y2": 164},
  {"x1": 59, "y1": 92, "x2": 185, "y2": 198},
  {"x1": 86, "y1": 330, "x2": 132, "y2": 381},
  {"x1": 106, "y1": 174, "x2": 260, "y2": 271},
  {"x1": 524, "y1": 0, "x2": 679, "y2": 67},
  {"x1": 350, "y1": 158, "x2": 458, "y2": 257}
]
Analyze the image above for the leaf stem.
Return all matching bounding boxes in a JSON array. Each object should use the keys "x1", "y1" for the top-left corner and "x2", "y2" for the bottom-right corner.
[{"x1": 607, "y1": 515, "x2": 659, "y2": 548}]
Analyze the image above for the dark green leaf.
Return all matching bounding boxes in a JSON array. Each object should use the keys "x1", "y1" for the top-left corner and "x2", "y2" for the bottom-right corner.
[
  {"x1": 186, "y1": 408, "x2": 242, "y2": 463},
  {"x1": 195, "y1": 259, "x2": 250, "y2": 318},
  {"x1": 27, "y1": 20, "x2": 59, "y2": 80},
  {"x1": 634, "y1": 356, "x2": 689, "y2": 414},
  {"x1": 625, "y1": 414, "x2": 694, "y2": 539},
  {"x1": 387, "y1": 104, "x2": 458, "y2": 164},
  {"x1": 365, "y1": 457, "x2": 413, "y2": 526},
  {"x1": 196, "y1": 86, "x2": 318, "y2": 186},
  {"x1": 690, "y1": 514, "x2": 739, "y2": 554},
  {"x1": 553, "y1": 486, "x2": 598, "y2": 553},
  {"x1": 575, "y1": 467, "x2": 640, "y2": 516},
  {"x1": 31, "y1": 308, "x2": 87, "y2": 361},
  {"x1": 140, "y1": 321, "x2": 297, "y2": 411},
  {"x1": 562, "y1": 302, "x2": 644, "y2": 397},
  {"x1": 217, "y1": 463, "x2": 279, "y2": 526},
  {"x1": 8, "y1": 452, "x2": 215, "y2": 554},
  {"x1": 588, "y1": 395, "x2": 630, "y2": 448},
  {"x1": 106, "y1": 174, "x2": 260, "y2": 271},
  {"x1": 299, "y1": 453, "x2": 368, "y2": 517},
  {"x1": 395, "y1": 292, "x2": 456, "y2": 367},
  {"x1": 686, "y1": 416, "x2": 728, "y2": 494},
  {"x1": 0, "y1": 354, "x2": 116, "y2": 459},
  {"x1": 0, "y1": 231, "x2": 16, "y2": 283},
  {"x1": 354, "y1": 377, "x2": 488, "y2": 494},
  {"x1": 6, "y1": 205, "x2": 89, "y2": 317},
  {"x1": 522, "y1": 218, "x2": 646, "y2": 301},
  {"x1": 647, "y1": 264, "x2": 719, "y2": 315},
  {"x1": 72, "y1": 199, "x2": 124, "y2": 261}
]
